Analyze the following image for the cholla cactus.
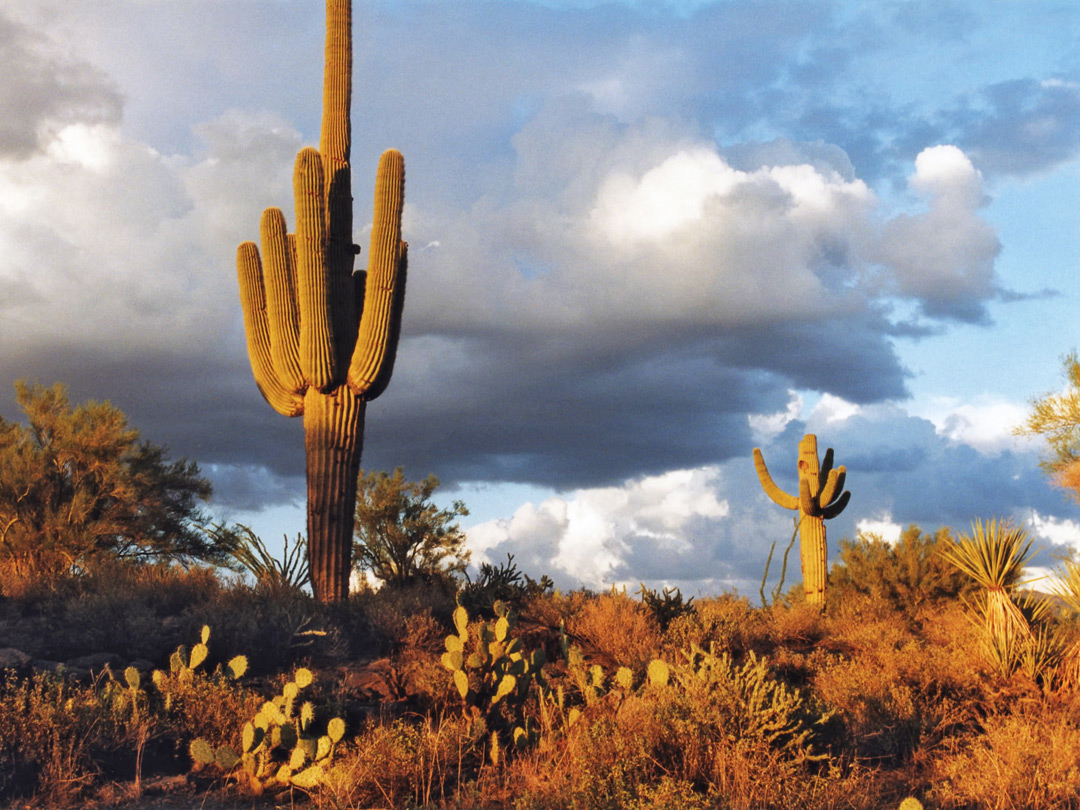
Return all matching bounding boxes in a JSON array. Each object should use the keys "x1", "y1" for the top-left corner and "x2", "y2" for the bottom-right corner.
[
  {"x1": 236, "y1": 0, "x2": 407, "y2": 602},
  {"x1": 754, "y1": 434, "x2": 850, "y2": 605}
]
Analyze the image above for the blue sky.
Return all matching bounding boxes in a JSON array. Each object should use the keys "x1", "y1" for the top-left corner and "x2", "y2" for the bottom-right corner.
[{"x1": 1, "y1": 0, "x2": 1078, "y2": 596}]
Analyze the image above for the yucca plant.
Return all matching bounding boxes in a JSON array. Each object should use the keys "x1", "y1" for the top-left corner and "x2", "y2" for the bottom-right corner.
[
  {"x1": 939, "y1": 518, "x2": 1037, "y2": 673},
  {"x1": 1052, "y1": 558, "x2": 1080, "y2": 688},
  {"x1": 229, "y1": 526, "x2": 310, "y2": 593}
]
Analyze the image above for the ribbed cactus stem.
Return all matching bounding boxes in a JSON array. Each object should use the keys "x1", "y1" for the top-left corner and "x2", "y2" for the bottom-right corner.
[
  {"x1": 753, "y1": 434, "x2": 850, "y2": 606},
  {"x1": 800, "y1": 510, "x2": 828, "y2": 604},
  {"x1": 303, "y1": 387, "x2": 364, "y2": 601}
]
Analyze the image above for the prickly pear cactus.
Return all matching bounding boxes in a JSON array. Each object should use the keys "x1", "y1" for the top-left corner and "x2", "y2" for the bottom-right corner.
[
  {"x1": 441, "y1": 600, "x2": 546, "y2": 762},
  {"x1": 190, "y1": 666, "x2": 346, "y2": 793},
  {"x1": 754, "y1": 434, "x2": 850, "y2": 605},
  {"x1": 235, "y1": 0, "x2": 407, "y2": 603},
  {"x1": 152, "y1": 626, "x2": 248, "y2": 713}
]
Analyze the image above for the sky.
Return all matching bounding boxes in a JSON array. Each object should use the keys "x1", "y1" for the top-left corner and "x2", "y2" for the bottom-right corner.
[{"x1": 1, "y1": 0, "x2": 1079, "y2": 598}]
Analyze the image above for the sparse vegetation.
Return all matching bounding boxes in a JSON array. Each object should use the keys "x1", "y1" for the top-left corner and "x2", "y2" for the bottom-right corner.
[{"x1": 1, "y1": 521, "x2": 1079, "y2": 809}]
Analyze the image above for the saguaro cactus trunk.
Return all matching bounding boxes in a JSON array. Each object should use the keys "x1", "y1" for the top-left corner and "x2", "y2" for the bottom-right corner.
[
  {"x1": 235, "y1": 0, "x2": 407, "y2": 602},
  {"x1": 753, "y1": 435, "x2": 850, "y2": 606}
]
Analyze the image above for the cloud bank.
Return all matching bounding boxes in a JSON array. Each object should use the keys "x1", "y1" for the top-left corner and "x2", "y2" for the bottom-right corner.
[{"x1": 0, "y1": 1, "x2": 1076, "y2": 581}]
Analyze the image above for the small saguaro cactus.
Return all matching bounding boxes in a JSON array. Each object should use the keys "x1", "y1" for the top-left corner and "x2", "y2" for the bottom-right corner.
[
  {"x1": 236, "y1": 0, "x2": 407, "y2": 602},
  {"x1": 753, "y1": 434, "x2": 850, "y2": 605}
]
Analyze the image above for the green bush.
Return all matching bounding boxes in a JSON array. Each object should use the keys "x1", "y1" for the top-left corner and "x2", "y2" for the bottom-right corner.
[{"x1": 829, "y1": 525, "x2": 975, "y2": 613}]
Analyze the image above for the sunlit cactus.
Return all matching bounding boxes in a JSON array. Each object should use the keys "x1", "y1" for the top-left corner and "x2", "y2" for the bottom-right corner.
[
  {"x1": 753, "y1": 434, "x2": 851, "y2": 605},
  {"x1": 236, "y1": 0, "x2": 407, "y2": 602}
]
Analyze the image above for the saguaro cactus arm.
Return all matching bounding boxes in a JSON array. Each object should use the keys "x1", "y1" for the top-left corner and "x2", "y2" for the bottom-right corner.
[
  {"x1": 293, "y1": 147, "x2": 338, "y2": 390},
  {"x1": 820, "y1": 488, "x2": 850, "y2": 520},
  {"x1": 348, "y1": 149, "x2": 407, "y2": 398},
  {"x1": 753, "y1": 448, "x2": 799, "y2": 510},
  {"x1": 236, "y1": 242, "x2": 304, "y2": 417},
  {"x1": 258, "y1": 208, "x2": 304, "y2": 393}
]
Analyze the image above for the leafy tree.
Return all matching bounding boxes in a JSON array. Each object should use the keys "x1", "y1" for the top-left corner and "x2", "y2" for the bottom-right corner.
[
  {"x1": 352, "y1": 468, "x2": 470, "y2": 588},
  {"x1": 0, "y1": 382, "x2": 225, "y2": 582},
  {"x1": 1015, "y1": 351, "x2": 1080, "y2": 500},
  {"x1": 829, "y1": 524, "x2": 976, "y2": 611}
]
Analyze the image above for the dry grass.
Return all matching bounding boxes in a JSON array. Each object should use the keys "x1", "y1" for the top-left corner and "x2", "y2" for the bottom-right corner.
[
  {"x1": 930, "y1": 700, "x2": 1080, "y2": 809},
  {"x1": 4, "y1": 561, "x2": 1080, "y2": 809},
  {"x1": 565, "y1": 588, "x2": 663, "y2": 674}
]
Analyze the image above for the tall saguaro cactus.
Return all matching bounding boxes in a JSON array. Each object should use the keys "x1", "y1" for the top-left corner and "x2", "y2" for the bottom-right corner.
[
  {"x1": 236, "y1": 0, "x2": 407, "y2": 602},
  {"x1": 753, "y1": 434, "x2": 850, "y2": 606}
]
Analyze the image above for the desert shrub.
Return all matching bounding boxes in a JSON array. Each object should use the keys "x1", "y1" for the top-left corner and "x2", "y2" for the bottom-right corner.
[
  {"x1": 0, "y1": 382, "x2": 226, "y2": 588},
  {"x1": 568, "y1": 710, "x2": 659, "y2": 810},
  {"x1": 765, "y1": 600, "x2": 827, "y2": 652},
  {"x1": 349, "y1": 579, "x2": 456, "y2": 656},
  {"x1": 379, "y1": 610, "x2": 445, "y2": 702},
  {"x1": 181, "y1": 583, "x2": 326, "y2": 675},
  {"x1": 812, "y1": 652, "x2": 922, "y2": 761},
  {"x1": 0, "y1": 670, "x2": 142, "y2": 805},
  {"x1": 323, "y1": 714, "x2": 480, "y2": 809},
  {"x1": 553, "y1": 643, "x2": 842, "y2": 810},
  {"x1": 813, "y1": 593, "x2": 996, "y2": 763},
  {"x1": 353, "y1": 468, "x2": 470, "y2": 589},
  {"x1": 457, "y1": 553, "x2": 554, "y2": 618},
  {"x1": 0, "y1": 561, "x2": 226, "y2": 662},
  {"x1": 664, "y1": 593, "x2": 764, "y2": 656},
  {"x1": 209, "y1": 524, "x2": 310, "y2": 594},
  {"x1": 152, "y1": 664, "x2": 257, "y2": 753},
  {"x1": 830, "y1": 525, "x2": 975, "y2": 614},
  {"x1": 638, "y1": 584, "x2": 695, "y2": 632},
  {"x1": 931, "y1": 702, "x2": 1080, "y2": 809},
  {"x1": 148, "y1": 626, "x2": 258, "y2": 753},
  {"x1": 567, "y1": 588, "x2": 662, "y2": 674}
]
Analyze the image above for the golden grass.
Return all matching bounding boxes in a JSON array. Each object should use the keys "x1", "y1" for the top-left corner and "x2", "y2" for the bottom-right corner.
[{"x1": 4, "y1": 563, "x2": 1080, "y2": 808}]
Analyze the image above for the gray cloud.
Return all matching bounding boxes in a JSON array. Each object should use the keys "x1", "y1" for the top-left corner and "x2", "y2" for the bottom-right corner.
[
  {"x1": 0, "y1": 11, "x2": 121, "y2": 159},
  {"x1": 954, "y1": 78, "x2": 1080, "y2": 178}
]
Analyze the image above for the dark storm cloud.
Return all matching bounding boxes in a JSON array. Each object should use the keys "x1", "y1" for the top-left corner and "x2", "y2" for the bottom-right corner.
[
  {"x1": 360, "y1": 336, "x2": 773, "y2": 489},
  {"x1": 0, "y1": 11, "x2": 121, "y2": 158}
]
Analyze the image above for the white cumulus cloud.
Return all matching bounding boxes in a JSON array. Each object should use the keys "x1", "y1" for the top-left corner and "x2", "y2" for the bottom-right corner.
[{"x1": 466, "y1": 467, "x2": 729, "y2": 590}]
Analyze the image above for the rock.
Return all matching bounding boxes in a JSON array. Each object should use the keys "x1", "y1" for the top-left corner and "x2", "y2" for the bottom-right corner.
[
  {"x1": 0, "y1": 647, "x2": 31, "y2": 669},
  {"x1": 128, "y1": 657, "x2": 155, "y2": 674},
  {"x1": 66, "y1": 652, "x2": 123, "y2": 672}
]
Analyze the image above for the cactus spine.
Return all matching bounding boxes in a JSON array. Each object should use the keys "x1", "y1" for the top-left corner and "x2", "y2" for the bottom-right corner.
[
  {"x1": 236, "y1": 0, "x2": 407, "y2": 602},
  {"x1": 753, "y1": 434, "x2": 850, "y2": 605}
]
